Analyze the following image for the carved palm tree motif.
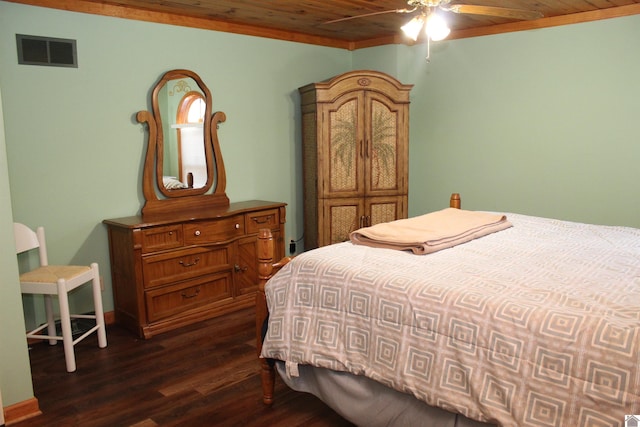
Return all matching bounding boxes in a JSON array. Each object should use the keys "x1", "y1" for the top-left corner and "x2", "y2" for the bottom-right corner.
[
  {"x1": 330, "y1": 100, "x2": 357, "y2": 191},
  {"x1": 370, "y1": 101, "x2": 397, "y2": 190},
  {"x1": 329, "y1": 99, "x2": 398, "y2": 191}
]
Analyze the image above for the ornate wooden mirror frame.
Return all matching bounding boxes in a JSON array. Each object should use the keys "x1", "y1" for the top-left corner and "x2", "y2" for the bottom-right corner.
[{"x1": 137, "y1": 69, "x2": 229, "y2": 217}]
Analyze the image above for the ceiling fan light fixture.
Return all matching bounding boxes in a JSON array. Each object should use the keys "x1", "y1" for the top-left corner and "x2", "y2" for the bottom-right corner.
[
  {"x1": 401, "y1": 14, "x2": 426, "y2": 41},
  {"x1": 425, "y1": 12, "x2": 450, "y2": 41}
]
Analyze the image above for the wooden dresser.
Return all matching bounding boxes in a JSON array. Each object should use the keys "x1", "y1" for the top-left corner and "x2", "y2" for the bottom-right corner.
[
  {"x1": 103, "y1": 200, "x2": 285, "y2": 338},
  {"x1": 299, "y1": 70, "x2": 413, "y2": 249}
]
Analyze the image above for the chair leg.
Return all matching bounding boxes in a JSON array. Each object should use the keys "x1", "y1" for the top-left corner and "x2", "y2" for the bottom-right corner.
[
  {"x1": 90, "y1": 263, "x2": 107, "y2": 348},
  {"x1": 57, "y1": 278, "x2": 76, "y2": 373},
  {"x1": 44, "y1": 295, "x2": 57, "y2": 346}
]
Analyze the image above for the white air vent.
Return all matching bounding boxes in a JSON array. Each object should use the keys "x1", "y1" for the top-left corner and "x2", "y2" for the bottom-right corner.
[{"x1": 16, "y1": 34, "x2": 77, "y2": 68}]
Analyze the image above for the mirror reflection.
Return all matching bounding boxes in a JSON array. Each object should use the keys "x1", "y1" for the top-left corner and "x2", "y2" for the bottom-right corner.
[{"x1": 158, "y1": 77, "x2": 208, "y2": 190}]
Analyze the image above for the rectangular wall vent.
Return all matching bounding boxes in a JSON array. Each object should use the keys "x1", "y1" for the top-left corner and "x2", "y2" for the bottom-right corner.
[{"x1": 16, "y1": 34, "x2": 77, "y2": 68}]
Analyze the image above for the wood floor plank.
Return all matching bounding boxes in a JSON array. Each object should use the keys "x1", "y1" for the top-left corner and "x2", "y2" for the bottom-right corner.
[
  {"x1": 12, "y1": 308, "x2": 354, "y2": 427},
  {"x1": 159, "y1": 350, "x2": 256, "y2": 396}
]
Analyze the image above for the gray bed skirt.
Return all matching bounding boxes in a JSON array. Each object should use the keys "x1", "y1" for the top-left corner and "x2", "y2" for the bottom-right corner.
[{"x1": 275, "y1": 361, "x2": 496, "y2": 427}]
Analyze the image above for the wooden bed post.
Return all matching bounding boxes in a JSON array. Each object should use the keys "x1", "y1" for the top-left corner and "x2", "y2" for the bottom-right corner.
[
  {"x1": 256, "y1": 228, "x2": 276, "y2": 405},
  {"x1": 450, "y1": 193, "x2": 461, "y2": 209}
]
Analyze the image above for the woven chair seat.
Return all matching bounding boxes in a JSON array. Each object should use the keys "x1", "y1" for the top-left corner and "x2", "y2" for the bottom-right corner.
[{"x1": 20, "y1": 265, "x2": 91, "y2": 283}]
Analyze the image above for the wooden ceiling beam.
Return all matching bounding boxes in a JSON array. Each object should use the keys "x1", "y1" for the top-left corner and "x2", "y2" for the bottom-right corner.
[
  {"x1": 5, "y1": 0, "x2": 352, "y2": 49},
  {"x1": 446, "y1": 4, "x2": 640, "y2": 40},
  {"x1": 6, "y1": 0, "x2": 640, "y2": 50}
]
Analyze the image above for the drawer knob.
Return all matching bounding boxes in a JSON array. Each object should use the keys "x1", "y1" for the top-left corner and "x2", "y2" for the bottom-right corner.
[
  {"x1": 194, "y1": 230, "x2": 201, "y2": 236},
  {"x1": 234, "y1": 223, "x2": 240, "y2": 229},
  {"x1": 234, "y1": 264, "x2": 248, "y2": 273}
]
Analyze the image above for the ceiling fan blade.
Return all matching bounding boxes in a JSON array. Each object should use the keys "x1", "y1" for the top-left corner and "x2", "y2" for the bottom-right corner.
[
  {"x1": 323, "y1": 8, "x2": 416, "y2": 25},
  {"x1": 446, "y1": 4, "x2": 543, "y2": 20}
]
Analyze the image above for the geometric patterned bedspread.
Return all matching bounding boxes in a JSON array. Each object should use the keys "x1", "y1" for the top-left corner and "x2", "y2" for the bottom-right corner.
[{"x1": 261, "y1": 213, "x2": 640, "y2": 427}]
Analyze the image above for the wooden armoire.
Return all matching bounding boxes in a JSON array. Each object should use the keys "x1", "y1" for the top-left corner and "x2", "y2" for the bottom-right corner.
[{"x1": 299, "y1": 70, "x2": 413, "y2": 249}]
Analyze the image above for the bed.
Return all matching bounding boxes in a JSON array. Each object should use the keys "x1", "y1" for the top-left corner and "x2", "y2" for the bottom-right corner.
[{"x1": 255, "y1": 194, "x2": 640, "y2": 427}]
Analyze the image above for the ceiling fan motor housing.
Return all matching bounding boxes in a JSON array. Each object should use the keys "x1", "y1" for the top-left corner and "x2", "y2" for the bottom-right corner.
[{"x1": 408, "y1": 0, "x2": 451, "y2": 8}]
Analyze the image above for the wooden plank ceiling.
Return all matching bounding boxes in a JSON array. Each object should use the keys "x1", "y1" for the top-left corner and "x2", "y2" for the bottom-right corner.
[{"x1": 9, "y1": 0, "x2": 640, "y2": 49}]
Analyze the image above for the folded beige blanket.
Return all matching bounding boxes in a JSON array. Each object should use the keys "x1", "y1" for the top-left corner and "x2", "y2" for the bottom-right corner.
[{"x1": 349, "y1": 208, "x2": 512, "y2": 255}]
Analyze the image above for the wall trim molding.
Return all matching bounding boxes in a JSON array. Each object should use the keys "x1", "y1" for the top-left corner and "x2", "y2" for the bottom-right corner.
[
  {"x1": 3, "y1": 397, "x2": 40, "y2": 426},
  {"x1": 6, "y1": 311, "x2": 115, "y2": 422}
]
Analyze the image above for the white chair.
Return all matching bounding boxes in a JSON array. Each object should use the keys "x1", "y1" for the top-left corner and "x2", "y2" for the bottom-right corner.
[{"x1": 14, "y1": 223, "x2": 107, "y2": 372}]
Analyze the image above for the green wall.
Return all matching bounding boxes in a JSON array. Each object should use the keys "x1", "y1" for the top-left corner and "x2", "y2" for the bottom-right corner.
[
  {"x1": 2, "y1": 0, "x2": 639, "y2": 412},
  {"x1": 396, "y1": 16, "x2": 640, "y2": 225},
  {"x1": 0, "y1": 87, "x2": 35, "y2": 412}
]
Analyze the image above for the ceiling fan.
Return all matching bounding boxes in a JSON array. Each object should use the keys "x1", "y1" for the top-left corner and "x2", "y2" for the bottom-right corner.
[{"x1": 325, "y1": 0, "x2": 543, "y2": 41}]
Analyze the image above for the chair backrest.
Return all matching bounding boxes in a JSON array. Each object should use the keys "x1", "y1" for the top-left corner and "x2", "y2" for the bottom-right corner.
[{"x1": 14, "y1": 223, "x2": 49, "y2": 266}]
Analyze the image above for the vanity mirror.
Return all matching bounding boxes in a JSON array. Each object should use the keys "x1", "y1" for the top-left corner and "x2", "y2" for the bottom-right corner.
[{"x1": 137, "y1": 69, "x2": 229, "y2": 217}]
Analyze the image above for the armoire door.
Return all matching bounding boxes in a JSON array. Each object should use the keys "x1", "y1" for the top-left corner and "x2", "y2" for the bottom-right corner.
[
  {"x1": 366, "y1": 196, "x2": 407, "y2": 227},
  {"x1": 363, "y1": 91, "x2": 408, "y2": 198},
  {"x1": 320, "y1": 197, "x2": 365, "y2": 246},
  {"x1": 320, "y1": 90, "x2": 407, "y2": 200},
  {"x1": 318, "y1": 196, "x2": 406, "y2": 246},
  {"x1": 320, "y1": 91, "x2": 365, "y2": 199}
]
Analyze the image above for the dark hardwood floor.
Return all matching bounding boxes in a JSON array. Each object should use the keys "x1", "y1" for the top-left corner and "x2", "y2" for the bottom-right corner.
[{"x1": 13, "y1": 308, "x2": 355, "y2": 427}]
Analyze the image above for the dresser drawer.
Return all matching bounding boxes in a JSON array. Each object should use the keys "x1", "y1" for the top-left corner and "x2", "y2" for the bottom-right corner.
[
  {"x1": 141, "y1": 225, "x2": 183, "y2": 253},
  {"x1": 183, "y1": 215, "x2": 245, "y2": 244},
  {"x1": 145, "y1": 273, "x2": 232, "y2": 322},
  {"x1": 245, "y1": 209, "x2": 279, "y2": 234},
  {"x1": 142, "y1": 246, "x2": 231, "y2": 289}
]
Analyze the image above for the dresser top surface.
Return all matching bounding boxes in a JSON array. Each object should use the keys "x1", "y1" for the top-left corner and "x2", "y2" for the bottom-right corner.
[{"x1": 103, "y1": 200, "x2": 286, "y2": 229}]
